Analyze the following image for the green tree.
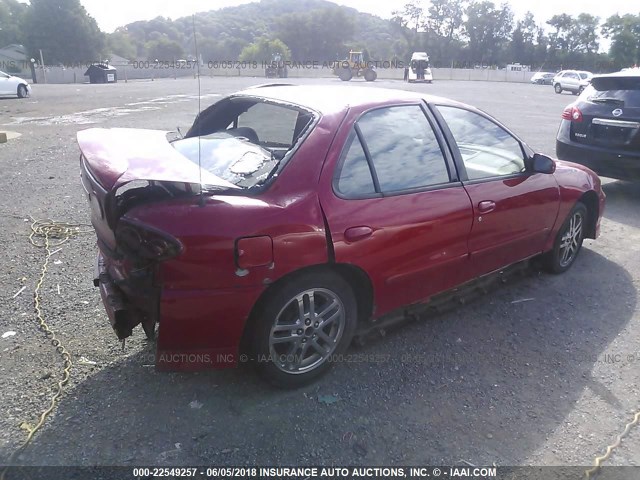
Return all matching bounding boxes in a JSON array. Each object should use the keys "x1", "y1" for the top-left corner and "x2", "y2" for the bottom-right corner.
[
  {"x1": 533, "y1": 29, "x2": 549, "y2": 68},
  {"x1": 0, "y1": 0, "x2": 27, "y2": 46},
  {"x1": 464, "y1": 1, "x2": 514, "y2": 65},
  {"x1": 238, "y1": 38, "x2": 290, "y2": 62},
  {"x1": 510, "y1": 24, "x2": 525, "y2": 63},
  {"x1": 426, "y1": 0, "x2": 467, "y2": 64},
  {"x1": 23, "y1": 0, "x2": 104, "y2": 64},
  {"x1": 602, "y1": 14, "x2": 640, "y2": 69},
  {"x1": 146, "y1": 37, "x2": 183, "y2": 61},
  {"x1": 509, "y1": 12, "x2": 540, "y2": 66},
  {"x1": 390, "y1": 1, "x2": 425, "y2": 53},
  {"x1": 574, "y1": 13, "x2": 599, "y2": 54},
  {"x1": 546, "y1": 13, "x2": 603, "y2": 69},
  {"x1": 427, "y1": 0, "x2": 465, "y2": 39},
  {"x1": 547, "y1": 14, "x2": 574, "y2": 52},
  {"x1": 275, "y1": 7, "x2": 354, "y2": 61},
  {"x1": 107, "y1": 28, "x2": 136, "y2": 60}
]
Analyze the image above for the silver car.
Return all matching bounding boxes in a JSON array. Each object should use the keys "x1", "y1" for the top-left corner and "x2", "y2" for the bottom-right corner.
[
  {"x1": 553, "y1": 70, "x2": 593, "y2": 95},
  {"x1": 530, "y1": 71, "x2": 555, "y2": 85}
]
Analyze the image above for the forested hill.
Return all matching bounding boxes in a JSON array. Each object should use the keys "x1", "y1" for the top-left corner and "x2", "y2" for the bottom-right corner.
[
  {"x1": 4, "y1": 0, "x2": 635, "y2": 72},
  {"x1": 112, "y1": 0, "x2": 400, "y2": 62}
]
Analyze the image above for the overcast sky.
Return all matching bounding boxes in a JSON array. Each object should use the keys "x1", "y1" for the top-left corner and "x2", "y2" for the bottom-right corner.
[{"x1": 18, "y1": 0, "x2": 639, "y2": 33}]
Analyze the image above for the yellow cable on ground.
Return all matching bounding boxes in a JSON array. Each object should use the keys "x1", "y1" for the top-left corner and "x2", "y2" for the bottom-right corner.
[
  {"x1": 1, "y1": 218, "x2": 91, "y2": 478},
  {"x1": 585, "y1": 410, "x2": 640, "y2": 479}
]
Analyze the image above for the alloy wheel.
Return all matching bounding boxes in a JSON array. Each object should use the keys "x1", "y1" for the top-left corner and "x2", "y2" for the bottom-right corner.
[
  {"x1": 269, "y1": 288, "x2": 345, "y2": 374},
  {"x1": 558, "y1": 210, "x2": 584, "y2": 268}
]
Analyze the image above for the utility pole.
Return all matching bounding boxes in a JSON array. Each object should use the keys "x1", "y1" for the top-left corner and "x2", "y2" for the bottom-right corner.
[{"x1": 39, "y1": 49, "x2": 47, "y2": 83}]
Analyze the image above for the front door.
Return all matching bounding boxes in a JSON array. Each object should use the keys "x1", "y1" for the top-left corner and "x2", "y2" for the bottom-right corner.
[{"x1": 433, "y1": 105, "x2": 560, "y2": 277}]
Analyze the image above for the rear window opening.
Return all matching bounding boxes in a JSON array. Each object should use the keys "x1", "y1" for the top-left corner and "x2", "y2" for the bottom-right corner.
[{"x1": 176, "y1": 97, "x2": 317, "y2": 189}]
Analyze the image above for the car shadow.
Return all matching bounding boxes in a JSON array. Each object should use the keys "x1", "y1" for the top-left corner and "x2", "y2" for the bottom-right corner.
[
  {"x1": 602, "y1": 180, "x2": 640, "y2": 229},
  {"x1": 4, "y1": 250, "x2": 635, "y2": 467}
]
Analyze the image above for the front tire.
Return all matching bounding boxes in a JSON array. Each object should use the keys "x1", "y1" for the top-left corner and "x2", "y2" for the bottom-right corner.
[
  {"x1": 251, "y1": 271, "x2": 357, "y2": 388},
  {"x1": 554, "y1": 84, "x2": 562, "y2": 94},
  {"x1": 17, "y1": 85, "x2": 28, "y2": 98},
  {"x1": 364, "y1": 69, "x2": 377, "y2": 82},
  {"x1": 542, "y1": 202, "x2": 587, "y2": 274}
]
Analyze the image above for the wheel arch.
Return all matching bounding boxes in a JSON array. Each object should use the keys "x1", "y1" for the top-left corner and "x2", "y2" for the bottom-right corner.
[
  {"x1": 239, "y1": 262, "x2": 374, "y2": 353},
  {"x1": 580, "y1": 190, "x2": 599, "y2": 239}
]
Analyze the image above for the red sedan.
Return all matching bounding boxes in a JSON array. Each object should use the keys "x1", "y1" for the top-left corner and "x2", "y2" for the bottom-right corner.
[{"x1": 79, "y1": 85, "x2": 605, "y2": 387}]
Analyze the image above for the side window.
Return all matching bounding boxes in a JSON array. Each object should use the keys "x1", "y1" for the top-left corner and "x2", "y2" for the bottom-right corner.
[
  {"x1": 336, "y1": 134, "x2": 376, "y2": 197},
  {"x1": 356, "y1": 105, "x2": 450, "y2": 193},
  {"x1": 436, "y1": 106, "x2": 525, "y2": 180}
]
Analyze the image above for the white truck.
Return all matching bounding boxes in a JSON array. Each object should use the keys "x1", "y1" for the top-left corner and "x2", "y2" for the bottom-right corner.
[{"x1": 404, "y1": 52, "x2": 433, "y2": 83}]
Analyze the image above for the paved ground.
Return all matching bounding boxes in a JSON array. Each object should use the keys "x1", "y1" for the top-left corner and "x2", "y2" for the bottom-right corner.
[{"x1": 0, "y1": 77, "x2": 639, "y2": 471}]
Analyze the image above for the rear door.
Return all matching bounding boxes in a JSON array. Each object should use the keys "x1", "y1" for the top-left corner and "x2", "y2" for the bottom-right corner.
[
  {"x1": 319, "y1": 103, "x2": 474, "y2": 316},
  {"x1": 432, "y1": 105, "x2": 560, "y2": 277}
]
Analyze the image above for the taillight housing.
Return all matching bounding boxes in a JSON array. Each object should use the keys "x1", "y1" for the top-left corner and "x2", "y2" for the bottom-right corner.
[
  {"x1": 562, "y1": 105, "x2": 583, "y2": 122},
  {"x1": 116, "y1": 219, "x2": 183, "y2": 262}
]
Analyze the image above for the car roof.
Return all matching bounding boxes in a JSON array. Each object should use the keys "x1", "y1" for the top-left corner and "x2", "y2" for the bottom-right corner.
[
  {"x1": 593, "y1": 69, "x2": 640, "y2": 79},
  {"x1": 234, "y1": 84, "x2": 465, "y2": 115}
]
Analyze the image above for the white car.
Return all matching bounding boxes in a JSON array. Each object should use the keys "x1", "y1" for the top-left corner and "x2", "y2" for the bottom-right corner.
[
  {"x1": 553, "y1": 70, "x2": 592, "y2": 95},
  {"x1": 0, "y1": 70, "x2": 31, "y2": 98}
]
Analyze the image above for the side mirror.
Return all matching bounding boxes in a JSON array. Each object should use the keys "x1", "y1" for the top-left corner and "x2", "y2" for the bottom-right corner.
[{"x1": 531, "y1": 153, "x2": 556, "y2": 174}]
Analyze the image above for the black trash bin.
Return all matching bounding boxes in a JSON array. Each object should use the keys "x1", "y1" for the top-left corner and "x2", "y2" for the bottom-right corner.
[{"x1": 84, "y1": 63, "x2": 117, "y2": 83}]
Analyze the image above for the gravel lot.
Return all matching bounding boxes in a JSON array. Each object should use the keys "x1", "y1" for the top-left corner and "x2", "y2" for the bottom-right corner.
[{"x1": 0, "y1": 77, "x2": 639, "y2": 472}]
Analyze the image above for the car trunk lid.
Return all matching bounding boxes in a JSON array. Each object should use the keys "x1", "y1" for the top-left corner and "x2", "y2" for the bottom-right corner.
[
  {"x1": 78, "y1": 128, "x2": 238, "y2": 250},
  {"x1": 78, "y1": 128, "x2": 237, "y2": 190},
  {"x1": 571, "y1": 104, "x2": 640, "y2": 152}
]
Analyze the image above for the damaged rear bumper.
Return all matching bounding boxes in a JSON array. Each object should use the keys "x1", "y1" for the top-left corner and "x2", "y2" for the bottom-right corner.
[
  {"x1": 94, "y1": 252, "x2": 158, "y2": 340},
  {"x1": 94, "y1": 251, "x2": 266, "y2": 371}
]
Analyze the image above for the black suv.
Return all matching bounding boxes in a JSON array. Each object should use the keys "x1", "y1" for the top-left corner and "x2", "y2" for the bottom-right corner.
[{"x1": 556, "y1": 70, "x2": 640, "y2": 180}]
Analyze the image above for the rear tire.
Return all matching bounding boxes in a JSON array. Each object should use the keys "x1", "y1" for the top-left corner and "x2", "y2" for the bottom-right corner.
[
  {"x1": 554, "y1": 84, "x2": 562, "y2": 94},
  {"x1": 17, "y1": 85, "x2": 28, "y2": 98},
  {"x1": 251, "y1": 271, "x2": 357, "y2": 388},
  {"x1": 542, "y1": 202, "x2": 587, "y2": 274}
]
